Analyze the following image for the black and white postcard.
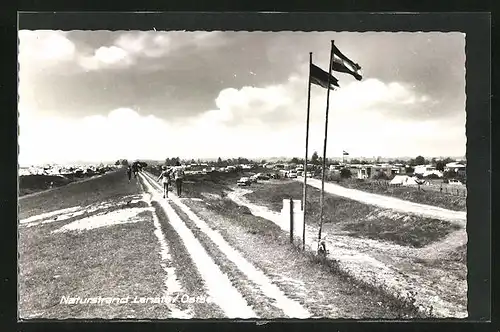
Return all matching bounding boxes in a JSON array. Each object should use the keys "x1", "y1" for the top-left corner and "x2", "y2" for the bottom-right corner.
[{"x1": 16, "y1": 12, "x2": 491, "y2": 323}]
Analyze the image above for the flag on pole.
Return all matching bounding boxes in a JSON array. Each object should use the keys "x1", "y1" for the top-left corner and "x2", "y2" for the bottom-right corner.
[
  {"x1": 343, "y1": 150, "x2": 349, "y2": 156},
  {"x1": 310, "y1": 63, "x2": 340, "y2": 89},
  {"x1": 317, "y1": 41, "x2": 337, "y2": 250},
  {"x1": 302, "y1": 52, "x2": 314, "y2": 252},
  {"x1": 331, "y1": 44, "x2": 362, "y2": 81}
]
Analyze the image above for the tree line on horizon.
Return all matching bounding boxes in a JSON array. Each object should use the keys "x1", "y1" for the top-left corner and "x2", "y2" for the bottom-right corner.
[{"x1": 115, "y1": 155, "x2": 462, "y2": 171}]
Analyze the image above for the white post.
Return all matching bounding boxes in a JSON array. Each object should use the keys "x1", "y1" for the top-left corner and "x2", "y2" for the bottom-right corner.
[{"x1": 281, "y1": 199, "x2": 304, "y2": 243}]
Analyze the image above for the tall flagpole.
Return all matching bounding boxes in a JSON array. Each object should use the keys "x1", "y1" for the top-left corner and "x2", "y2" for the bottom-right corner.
[
  {"x1": 302, "y1": 52, "x2": 313, "y2": 251},
  {"x1": 318, "y1": 40, "x2": 335, "y2": 248}
]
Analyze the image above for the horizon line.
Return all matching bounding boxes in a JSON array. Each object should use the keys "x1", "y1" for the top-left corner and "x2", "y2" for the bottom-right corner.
[{"x1": 19, "y1": 154, "x2": 466, "y2": 167}]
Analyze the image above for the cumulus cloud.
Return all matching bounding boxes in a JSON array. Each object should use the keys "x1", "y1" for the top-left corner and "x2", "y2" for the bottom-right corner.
[
  {"x1": 199, "y1": 76, "x2": 434, "y2": 129},
  {"x1": 18, "y1": 73, "x2": 465, "y2": 165},
  {"x1": 77, "y1": 45, "x2": 134, "y2": 70},
  {"x1": 83, "y1": 31, "x2": 229, "y2": 71},
  {"x1": 181, "y1": 75, "x2": 463, "y2": 159},
  {"x1": 18, "y1": 30, "x2": 76, "y2": 64},
  {"x1": 17, "y1": 31, "x2": 466, "y2": 164},
  {"x1": 18, "y1": 106, "x2": 261, "y2": 164},
  {"x1": 19, "y1": 108, "x2": 171, "y2": 164},
  {"x1": 206, "y1": 85, "x2": 294, "y2": 126},
  {"x1": 18, "y1": 30, "x2": 228, "y2": 73}
]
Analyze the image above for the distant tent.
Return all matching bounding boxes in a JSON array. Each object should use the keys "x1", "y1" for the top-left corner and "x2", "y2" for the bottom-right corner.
[
  {"x1": 405, "y1": 177, "x2": 421, "y2": 186},
  {"x1": 390, "y1": 175, "x2": 420, "y2": 186},
  {"x1": 390, "y1": 175, "x2": 407, "y2": 185}
]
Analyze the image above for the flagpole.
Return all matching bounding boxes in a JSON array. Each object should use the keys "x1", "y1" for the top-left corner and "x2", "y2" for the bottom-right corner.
[
  {"x1": 318, "y1": 40, "x2": 335, "y2": 249},
  {"x1": 302, "y1": 52, "x2": 313, "y2": 251}
]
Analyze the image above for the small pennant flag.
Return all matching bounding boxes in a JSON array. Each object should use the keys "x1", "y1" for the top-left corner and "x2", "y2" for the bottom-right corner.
[
  {"x1": 310, "y1": 63, "x2": 340, "y2": 90},
  {"x1": 331, "y1": 44, "x2": 362, "y2": 81},
  {"x1": 343, "y1": 150, "x2": 349, "y2": 156}
]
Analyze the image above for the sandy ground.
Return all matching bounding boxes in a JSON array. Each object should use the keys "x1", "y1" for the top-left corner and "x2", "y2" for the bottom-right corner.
[
  {"x1": 19, "y1": 194, "x2": 182, "y2": 319},
  {"x1": 167, "y1": 190, "x2": 311, "y2": 318},
  {"x1": 140, "y1": 190, "x2": 193, "y2": 319},
  {"x1": 52, "y1": 207, "x2": 147, "y2": 233},
  {"x1": 179, "y1": 199, "x2": 427, "y2": 319},
  {"x1": 19, "y1": 169, "x2": 466, "y2": 319},
  {"x1": 228, "y1": 187, "x2": 467, "y2": 318},
  {"x1": 299, "y1": 178, "x2": 466, "y2": 224},
  {"x1": 18, "y1": 174, "x2": 195, "y2": 319},
  {"x1": 141, "y1": 171, "x2": 422, "y2": 319},
  {"x1": 140, "y1": 173, "x2": 257, "y2": 319}
]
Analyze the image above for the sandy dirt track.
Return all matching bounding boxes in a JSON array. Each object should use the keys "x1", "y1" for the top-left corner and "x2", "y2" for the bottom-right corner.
[
  {"x1": 298, "y1": 178, "x2": 466, "y2": 224},
  {"x1": 228, "y1": 187, "x2": 467, "y2": 318}
]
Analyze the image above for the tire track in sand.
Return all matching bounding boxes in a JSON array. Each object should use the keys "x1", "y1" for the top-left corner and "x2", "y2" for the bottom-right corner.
[
  {"x1": 228, "y1": 187, "x2": 467, "y2": 318},
  {"x1": 142, "y1": 171, "x2": 311, "y2": 319},
  {"x1": 136, "y1": 178, "x2": 194, "y2": 319},
  {"x1": 139, "y1": 173, "x2": 256, "y2": 319},
  {"x1": 299, "y1": 178, "x2": 466, "y2": 224}
]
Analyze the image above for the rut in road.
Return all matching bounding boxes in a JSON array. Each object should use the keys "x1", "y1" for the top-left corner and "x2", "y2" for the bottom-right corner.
[
  {"x1": 298, "y1": 178, "x2": 466, "y2": 224},
  {"x1": 137, "y1": 186, "x2": 193, "y2": 319},
  {"x1": 141, "y1": 171, "x2": 311, "y2": 319},
  {"x1": 140, "y1": 173, "x2": 256, "y2": 319}
]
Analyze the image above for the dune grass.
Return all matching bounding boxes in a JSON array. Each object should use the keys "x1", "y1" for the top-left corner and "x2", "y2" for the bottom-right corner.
[
  {"x1": 19, "y1": 175, "x2": 74, "y2": 196},
  {"x1": 179, "y1": 196, "x2": 427, "y2": 319},
  {"x1": 339, "y1": 179, "x2": 466, "y2": 211},
  {"x1": 244, "y1": 181, "x2": 460, "y2": 248},
  {"x1": 18, "y1": 209, "x2": 173, "y2": 319},
  {"x1": 19, "y1": 170, "x2": 138, "y2": 220},
  {"x1": 18, "y1": 172, "x2": 186, "y2": 319}
]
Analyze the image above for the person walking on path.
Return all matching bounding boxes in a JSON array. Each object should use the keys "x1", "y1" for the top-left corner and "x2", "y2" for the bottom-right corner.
[
  {"x1": 157, "y1": 166, "x2": 172, "y2": 198},
  {"x1": 126, "y1": 166, "x2": 132, "y2": 183},
  {"x1": 131, "y1": 163, "x2": 139, "y2": 178},
  {"x1": 172, "y1": 161, "x2": 185, "y2": 197}
]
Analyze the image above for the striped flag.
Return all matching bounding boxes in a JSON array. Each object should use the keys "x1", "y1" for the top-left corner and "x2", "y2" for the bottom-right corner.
[
  {"x1": 331, "y1": 44, "x2": 362, "y2": 81},
  {"x1": 310, "y1": 63, "x2": 340, "y2": 89},
  {"x1": 343, "y1": 151, "x2": 349, "y2": 156}
]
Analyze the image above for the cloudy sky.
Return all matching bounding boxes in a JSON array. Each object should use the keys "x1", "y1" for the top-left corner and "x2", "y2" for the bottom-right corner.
[{"x1": 18, "y1": 30, "x2": 466, "y2": 165}]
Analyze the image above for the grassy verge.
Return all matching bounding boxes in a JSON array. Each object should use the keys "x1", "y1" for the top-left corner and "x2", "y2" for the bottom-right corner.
[
  {"x1": 342, "y1": 214, "x2": 460, "y2": 248},
  {"x1": 447, "y1": 244, "x2": 467, "y2": 264},
  {"x1": 181, "y1": 196, "x2": 427, "y2": 319},
  {"x1": 18, "y1": 208, "x2": 172, "y2": 319},
  {"x1": 19, "y1": 175, "x2": 75, "y2": 196},
  {"x1": 415, "y1": 244, "x2": 467, "y2": 268},
  {"x1": 244, "y1": 182, "x2": 460, "y2": 248},
  {"x1": 19, "y1": 170, "x2": 138, "y2": 220},
  {"x1": 338, "y1": 179, "x2": 466, "y2": 211},
  {"x1": 201, "y1": 195, "x2": 283, "y2": 240},
  {"x1": 19, "y1": 171, "x2": 198, "y2": 319},
  {"x1": 169, "y1": 202, "x2": 284, "y2": 318},
  {"x1": 149, "y1": 201, "x2": 226, "y2": 319}
]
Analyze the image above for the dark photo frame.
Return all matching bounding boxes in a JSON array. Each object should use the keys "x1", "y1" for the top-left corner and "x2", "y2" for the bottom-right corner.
[{"x1": 3, "y1": 8, "x2": 493, "y2": 332}]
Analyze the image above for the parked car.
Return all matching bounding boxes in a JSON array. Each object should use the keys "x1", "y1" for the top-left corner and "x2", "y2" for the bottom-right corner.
[
  {"x1": 257, "y1": 173, "x2": 270, "y2": 180},
  {"x1": 237, "y1": 177, "x2": 252, "y2": 186},
  {"x1": 288, "y1": 171, "x2": 298, "y2": 178},
  {"x1": 249, "y1": 175, "x2": 259, "y2": 183}
]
